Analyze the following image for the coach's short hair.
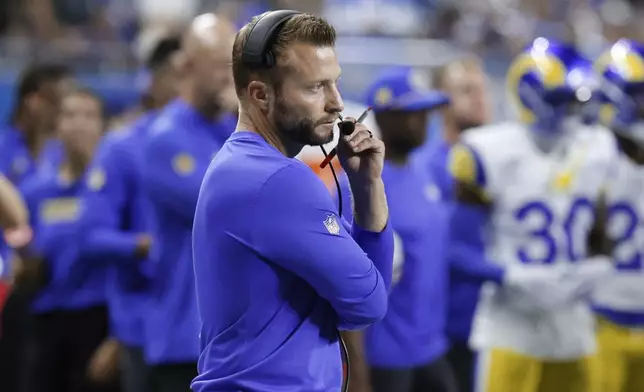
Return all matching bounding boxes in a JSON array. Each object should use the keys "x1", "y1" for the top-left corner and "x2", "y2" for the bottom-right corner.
[{"x1": 232, "y1": 13, "x2": 336, "y2": 97}]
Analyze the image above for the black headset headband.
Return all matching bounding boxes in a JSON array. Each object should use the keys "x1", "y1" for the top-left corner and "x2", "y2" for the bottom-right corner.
[{"x1": 241, "y1": 10, "x2": 302, "y2": 69}]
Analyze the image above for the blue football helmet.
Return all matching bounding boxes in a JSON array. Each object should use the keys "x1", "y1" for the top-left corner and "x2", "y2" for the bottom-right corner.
[
  {"x1": 507, "y1": 38, "x2": 597, "y2": 134},
  {"x1": 595, "y1": 39, "x2": 644, "y2": 143}
]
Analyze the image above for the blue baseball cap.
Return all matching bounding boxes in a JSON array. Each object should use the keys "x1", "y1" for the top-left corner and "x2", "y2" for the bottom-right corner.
[{"x1": 365, "y1": 66, "x2": 450, "y2": 112}]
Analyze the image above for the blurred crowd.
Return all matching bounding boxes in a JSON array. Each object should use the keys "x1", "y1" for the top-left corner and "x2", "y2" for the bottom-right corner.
[{"x1": 1, "y1": 0, "x2": 644, "y2": 70}]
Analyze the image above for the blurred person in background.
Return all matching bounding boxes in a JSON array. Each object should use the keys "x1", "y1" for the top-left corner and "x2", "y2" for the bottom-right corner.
[
  {"x1": 0, "y1": 63, "x2": 75, "y2": 392},
  {"x1": 591, "y1": 39, "x2": 644, "y2": 392},
  {"x1": 0, "y1": 64, "x2": 74, "y2": 185},
  {"x1": 140, "y1": 13, "x2": 237, "y2": 392},
  {"x1": 422, "y1": 56, "x2": 492, "y2": 392},
  {"x1": 139, "y1": 36, "x2": 183, "y2": 115},
  {"x1": 449, "y1": 39, "x2": 615, "y2": 392},
  {"x1": 14, "y1": 88, "x2": 116, "y2": 392},
  {"x1": 111, "y1": 34, "x2": 183, "y2": 129},
  {"x1": 338, "y1": 66, "x2": 455, "y2": 392},
  {"x1": 78, "y1": 34, "x2": 182, "y2": 392}
]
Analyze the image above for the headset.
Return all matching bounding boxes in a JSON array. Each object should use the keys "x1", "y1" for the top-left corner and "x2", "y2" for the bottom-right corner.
[
  {"x1": 241, "y1": 10, "x2": 301, "y2": 68},
  {"x1": 241, "y1": 10, "x2": 351, "y2": 392}
]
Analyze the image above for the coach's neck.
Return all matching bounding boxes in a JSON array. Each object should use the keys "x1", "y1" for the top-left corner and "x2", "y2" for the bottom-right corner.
[{"x1": 237, "y1": 105, "x2": 304, "y2": 158}]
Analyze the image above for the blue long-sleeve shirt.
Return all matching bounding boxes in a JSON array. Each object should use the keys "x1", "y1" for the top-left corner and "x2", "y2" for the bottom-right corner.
[
  {"x1": 0, "y1": 127, "x2": 62, "y2": 277},
  {"x1": 141, "y1": 99, "x2": 235, "y2": 365},
  {"x1": 21, "y1": 168, "x2": 106, "y2": 313},
  {"x1": 79, "y1": 114, "x2": 156, "y2": 347},
  {"x1": 337, "y1": 162, "x2": 449, "y2": 367},
  {"x1": 191, "y1": 131, "x2": 394, "y2": 392}
]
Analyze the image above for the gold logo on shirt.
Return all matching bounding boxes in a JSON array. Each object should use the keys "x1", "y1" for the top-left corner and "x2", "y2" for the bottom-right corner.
[
  {"x1": 40, "y1": 197, "x2": 80, "y2": 223},
  {"x1": 552, "y1": 171, "x2": 573, "y2": 191},
  {"x1": 172, "y1": 153, "x2": 195, "y2": 175},
  {"x1": 87, "y1": 168, "x2": 106, "y2": 191},
  {"x1": 374, "y1": 88, "x2": 392, "y2": 106}
]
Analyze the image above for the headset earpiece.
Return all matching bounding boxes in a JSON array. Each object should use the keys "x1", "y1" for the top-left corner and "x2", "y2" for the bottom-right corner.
[{"x1": 241, "y1": 10, "x2": 301, "y2": 69}]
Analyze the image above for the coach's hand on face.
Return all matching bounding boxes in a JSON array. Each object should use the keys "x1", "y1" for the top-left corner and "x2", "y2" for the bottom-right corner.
[
  {"x1": 336, "y1": 117, "x2": 388, "y2": 233},
  {"x1": 336, "y1": 118, "x2": 384, "y2": 185}
]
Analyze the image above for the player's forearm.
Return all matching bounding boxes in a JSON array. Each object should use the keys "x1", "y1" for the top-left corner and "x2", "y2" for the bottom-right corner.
[
  {"x1": 82, "y1": 228, "x2": 143, "y2": 262},
  {"x1": 349, "y1": 178, "x2": 388, "y2": 233},
  {"x1": 449, "y1": 245, "x2": 505, "y2": 284},
  {"x1": 340, "y1": 330, "x2": 371, "y2": 392},
  {"x1": 0, "y1": 175, "x2": 28, "y2": 229}
]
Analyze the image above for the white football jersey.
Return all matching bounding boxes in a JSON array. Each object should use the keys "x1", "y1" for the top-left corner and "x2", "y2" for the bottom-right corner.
[
  {"x1": 593, "y1": 144, "x2": 644, "y2": 314},
  {"x1": 457, "y1": 122, "x2": 618, "y2": 359}
]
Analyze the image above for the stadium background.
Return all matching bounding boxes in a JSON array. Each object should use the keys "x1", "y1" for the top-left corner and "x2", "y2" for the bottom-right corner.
[{"x1": 3, "y1": 0, "x2": 643, "y2": 131}]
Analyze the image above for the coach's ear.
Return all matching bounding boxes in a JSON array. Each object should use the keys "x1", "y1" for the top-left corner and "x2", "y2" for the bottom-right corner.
[{"x1": 247, "y1": 80, "x2": 270, "y2": 112}]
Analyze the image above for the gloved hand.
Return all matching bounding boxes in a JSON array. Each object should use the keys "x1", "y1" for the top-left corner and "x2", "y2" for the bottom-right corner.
[
  {"x1": 557, "y1": 255, "x2": 615, "y2": 303},
  {"x1": 502, "y1": 257, "x2": 615, "y2": 313},
  {"x1": 502, "y1": 263, "x2": 571, "y2": 312}
]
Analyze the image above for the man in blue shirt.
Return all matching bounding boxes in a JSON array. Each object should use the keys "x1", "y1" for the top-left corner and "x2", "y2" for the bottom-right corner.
[
  {"x1": 15, "y1": 88, "x2": 118, "y2": 392},
  {"x1": 140, "y1": 13, "x2": 238, "y2": 392},
  {"x1": 0, "y1": 63, "x2": 75, "y2": 392},
  {"x1": 192, "y1": 11, "x2": 394, "y2": 392},
  {"x1": 79, "y1": 35, "x2": 182, "y2": 392},
  {"x1": 338, "y1": 66, "x2": 456, "y2": 392},
  {"x1": 425, "y1": 57, "x2": 492, "y2": 392}
]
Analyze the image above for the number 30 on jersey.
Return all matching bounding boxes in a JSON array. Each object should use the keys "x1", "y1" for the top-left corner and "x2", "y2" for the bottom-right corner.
[
  {"x1": 514, "y1": 198, "x2": 642, "y2": 269},
  {"x1": 514, "y1": 198, "x2": 595, "y2": 264}
]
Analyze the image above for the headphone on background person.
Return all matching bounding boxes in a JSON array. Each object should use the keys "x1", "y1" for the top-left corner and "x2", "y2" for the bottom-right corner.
[{"x1": 240, "y1": 9, "x2": 352, "y2": 392}]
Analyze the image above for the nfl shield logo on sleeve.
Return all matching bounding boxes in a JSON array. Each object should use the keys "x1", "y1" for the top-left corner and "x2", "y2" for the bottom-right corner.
[{"x1": 323, "y1": 214, "x2": 340, "y2": 235}]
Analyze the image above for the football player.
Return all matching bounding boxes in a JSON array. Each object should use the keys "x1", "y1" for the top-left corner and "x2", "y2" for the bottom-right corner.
[
  {"x1": 448, "y1": 38, "x2": 616, "y2": 392},
  {"x1": 591, "y1": 39, "x2": 644, "y2": 392}
]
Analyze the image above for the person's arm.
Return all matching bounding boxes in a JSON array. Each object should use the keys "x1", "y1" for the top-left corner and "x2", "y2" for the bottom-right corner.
[
  {"x1": 11, "y1": 182, "x2": 47, "y2": 290},
  {"x1": 252, "y1": 163, "x2": 394, "y2": 331},
  {"x1": 332, "y1": 172, "x2": 394, "y2": 292},
  {"x1": 82, "y1": 143, "x2": 148, "y2": 259},
  {"x1": 80, "y1": 142, "x2": 150, "y2": 261},
  {"x1": 142, "y1": 131, "x2": 210, "y2": 224},
  {"x1": 447, "y1": 143, "x2": 506, "y2": 284},
  {"x1": 587, "y1": 142, "x2": 617, "y2": 258},
  {"x1": 448, "y1": 203, "x2": 505, "y2": 284},
  {"x1": 0, "y1": 174, "x2": 29, "y2": 230},
  {"x1": 349, "y1": 178, "x2": 388, "y2": 233},
  {"x1": 340, "y1": 330, "x2": 372, "y2": 392},
  {"x1": 587, "y1": 190, "x2": 613, "y2": 257}
]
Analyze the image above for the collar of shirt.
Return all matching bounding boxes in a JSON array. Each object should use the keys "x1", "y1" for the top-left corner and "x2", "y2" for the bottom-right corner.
[{"x1": 227, "y1": 130, "x2": 287, "y2": 156}]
